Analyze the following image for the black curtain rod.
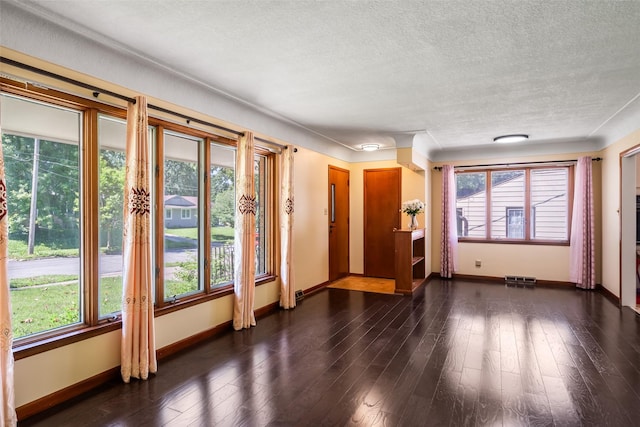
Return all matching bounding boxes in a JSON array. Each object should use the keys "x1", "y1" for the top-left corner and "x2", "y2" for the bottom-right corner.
[
  {"x1": 146, "y1": 103, "x2": 242, "y2": 137},
  {"x1": 1, "y1": 56, "x2": 294, "y2": 150},
  {"x1": 1, "y1": 56, "x2": 135, "y2": 103},
  {"x1": 1, "y1": 56, "x2": 247, "y2": 138},
  {"x1": 432, "y1": 157, "x2": 602, "y2": 171}
]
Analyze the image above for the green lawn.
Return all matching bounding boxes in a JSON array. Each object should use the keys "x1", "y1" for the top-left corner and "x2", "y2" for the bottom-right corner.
[
  {"x1": 10, "y1": 275, "x2": 125, "y2": 338},
  {"x1": 8, "y1": 240, "x2": 79, "y2": 260},
  {"x1": 10, "y1": 275, "x2": 78, "y2": 289},
  {"x1": 165, "y1": 226, "x2": 234, "y2": 242},
  {"x1": 10, "y1": 273, "x2": 204, "y2": 339}
]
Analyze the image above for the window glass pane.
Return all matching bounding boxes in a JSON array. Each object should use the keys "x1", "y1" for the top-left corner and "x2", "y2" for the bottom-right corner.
[
  {"x1": 210, "y1": 144, "x2": 235, "y2": 288},
  {"x1": 255, "y1": 154, "x2": 267, "y2": 275},
  {"x1": 98, "y1": 115, "x2": 126, "y2": 318},
  {"x1": 456, "y1": 172, "x2": 486, "y2": 237},
  {"x1": 164, "y1": 131, "x2": 201, "y2": 299},
  {"x1": 490, "y1": 170, "x2": 525, "y2": 239},
  {"x1": 506, "y1": 207, "x2": 524, "y2": 238},
  {"x1": 1, "y1": 95, "x2": 82, "y2": 338},
  {"x1": 530, "y1": 168, "x2": 568, "y2": 240}
]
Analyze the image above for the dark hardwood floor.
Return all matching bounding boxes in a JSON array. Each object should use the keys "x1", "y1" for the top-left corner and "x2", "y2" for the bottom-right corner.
[{"x1": 20, "y1": 279, "x2": 640, "y2": 426}]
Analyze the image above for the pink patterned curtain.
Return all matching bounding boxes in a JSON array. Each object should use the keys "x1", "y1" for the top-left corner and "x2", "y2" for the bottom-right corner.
[
  {"x1": 440, "y1": 165, "x2": 457, "y2": 278},
  {"x1": 0, "y1": 137, "x2": 17, "y2": 426},
  {"x1": 569, "y1": 156, "x2": 595, "y2": 289},
  {"x1": 233, "y1": 132, "x2": 257, "y2": 329},
  {"x1": 121, "y1": 96, "x2": 157, "y2": 382},
  {"x1": 280, "y1": 146, "x2": 295, "y2": 309}
]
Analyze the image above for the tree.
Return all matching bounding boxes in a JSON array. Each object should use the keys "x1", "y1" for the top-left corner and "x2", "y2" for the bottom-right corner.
[
  {"x1": 210, "y1": 166, "x2": 234, "y2": 194},
  {"x1": 211, "y1": 188, "x2": 235, "y2": 227},
  {"x1": 2, "y1": 134, "x2": 80, "y2": 248},
  {"x1": 99, "y1": 154, "x2": 125, "y2": 252},
  {"x1": 164, "y1": 159, "x2": 198, "y2": 196},
  {"x1": 210, "y1": 166, "x2": 235, "y2": 227}
]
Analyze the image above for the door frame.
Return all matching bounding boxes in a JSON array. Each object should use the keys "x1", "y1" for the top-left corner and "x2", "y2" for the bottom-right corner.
[
  {"x1": 328, "y1": 165, "x2": 350, "y2": 281},
  {"x1": 620, "y1": 145, "x2": 640, "y2": 309}
]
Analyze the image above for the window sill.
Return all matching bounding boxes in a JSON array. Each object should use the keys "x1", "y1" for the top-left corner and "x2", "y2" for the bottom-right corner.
[{"x1": 458, "y1": 238, "x2": 569, "y2": 246}]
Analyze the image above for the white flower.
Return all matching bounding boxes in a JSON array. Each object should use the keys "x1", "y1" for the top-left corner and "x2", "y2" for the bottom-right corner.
[{"x1": 401, "y1": 199, "x2": 425, "y2": 216}]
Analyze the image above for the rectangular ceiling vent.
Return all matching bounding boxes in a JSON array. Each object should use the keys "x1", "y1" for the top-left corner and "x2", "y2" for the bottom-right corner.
[{"x1": 505, "y1": 275, "x2": 536, "y2": 287}]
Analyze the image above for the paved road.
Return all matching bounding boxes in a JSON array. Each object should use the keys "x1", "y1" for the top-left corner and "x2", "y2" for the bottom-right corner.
[{"x1": 8, "y1": 250, "x2": 196, "y2": 279}]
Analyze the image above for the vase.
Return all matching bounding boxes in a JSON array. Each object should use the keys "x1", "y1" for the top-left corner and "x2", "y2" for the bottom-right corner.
[{"x1": 408, "y1": 214, "x2": 418, "y2": 230}]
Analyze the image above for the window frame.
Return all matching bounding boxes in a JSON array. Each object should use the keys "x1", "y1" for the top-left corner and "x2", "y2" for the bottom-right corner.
[
  {"x1": 455, "y1": 165, "x2": 574, "y2": 245},
  {"x1": 2, "y1": 77, "x2": 276, "y2": 358}
]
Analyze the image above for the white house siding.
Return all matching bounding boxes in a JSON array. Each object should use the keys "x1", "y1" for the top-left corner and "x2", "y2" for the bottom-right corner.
[
  {"x1": 164, "y1": 195, "x2": 199, "y2": 228},
  {"x1": 456, "y1": 192, "x2": 486, "y2": 238},
  {"x1": 490, "y1": 172, "x2": 525, "y2": 239},
  {"x1": 530, "y1": 169, "x2": 568, "y2": 240},
  {"x1": 457, "y1": 169, "x2": 568, "y2": 240}
]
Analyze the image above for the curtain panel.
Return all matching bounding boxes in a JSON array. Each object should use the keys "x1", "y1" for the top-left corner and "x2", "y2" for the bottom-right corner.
[
  {"x1": 569, "y1": 156, "x2": 596, "y2": 289},
  {"x1": 280, "y1": 146, "x2": 296, "y2": 309},
  {"x1": 0, "y1": 136, "x2": 17, "y2": 426},
  {"x1": 121, "y1": 96, "x2": 157, "y2": 382},
  {"x1": 233, "y1": 132, "x2": 257, "y2": 330},
  {"x1": 440, "y1": 165, "x2": 458, "y2": 278}
]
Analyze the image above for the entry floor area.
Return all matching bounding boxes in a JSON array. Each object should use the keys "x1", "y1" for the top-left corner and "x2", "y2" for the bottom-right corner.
[{"x1": 21, "y1": 279, "x2": 640, "y2": 426}]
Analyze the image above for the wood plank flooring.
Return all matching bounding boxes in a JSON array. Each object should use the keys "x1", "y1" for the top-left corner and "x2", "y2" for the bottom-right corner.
[{"x1": 20, "y1": 279, "x2": 640, "y2": 426}]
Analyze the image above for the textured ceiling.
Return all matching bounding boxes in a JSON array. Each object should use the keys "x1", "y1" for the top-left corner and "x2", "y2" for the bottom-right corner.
[{"x1": 7, "y1": 0, "x2": 640, "y2": 157}]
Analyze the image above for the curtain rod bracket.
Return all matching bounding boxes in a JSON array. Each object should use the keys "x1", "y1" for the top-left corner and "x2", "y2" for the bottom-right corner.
[{"x1": 92, "y1": 91, "x2": 99, "y2": 98}]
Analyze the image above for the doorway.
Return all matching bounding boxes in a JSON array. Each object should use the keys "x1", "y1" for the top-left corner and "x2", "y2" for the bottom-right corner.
[
  {"x1": 363, "y1": 168, "x2": 401, "y2": 278},
  {"x1": 620, "y1": 147, "x2": 640, "y2": 313},
  {"x1": 328, "y1": 166, "x2": 349, "y2": 282}
]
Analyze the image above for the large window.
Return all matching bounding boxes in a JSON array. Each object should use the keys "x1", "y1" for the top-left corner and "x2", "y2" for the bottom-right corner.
[
  {"x1": 456, "y1": 167, "x2": 571, "y2": 242},
  {"x1": 98, "y1": 114, "x2": 126, "y2": 319},
  {"x1": 2, "y1": 82, "x2": 274, "y2": 347},
  {"x1": 209, "y1": 143, "x2": 235, "y2": 288},
  {"x1": 2, "y1": 94, "x2": 82, "y2": 339},
  {"x1": 162, "y1": 131, "x2": 202, "y2": 301}
]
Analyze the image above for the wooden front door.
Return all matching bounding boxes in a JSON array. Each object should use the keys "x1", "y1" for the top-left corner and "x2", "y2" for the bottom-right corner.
[
  {"x1": 329, "y1": 166, "x2": 350, "y2": 281},
  {"x1": 364, "y1": 168, "x2": 401, "y2": 278}
]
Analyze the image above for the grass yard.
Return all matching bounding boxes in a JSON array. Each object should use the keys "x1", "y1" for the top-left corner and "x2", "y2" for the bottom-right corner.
[
  {"x1": 11, "y1": 281, "x2": 81, "y2": 339},
  {"x1": 10, "y1": 273, "x2": 204, "y2": 339},
  {"x1": 165, "y1": 226, "x2": 234, "y2": 242},
  {"x1": 8, "y1": 240, "x2": 79, "y2": 260},
  {"x1": 10, "y1": 275, "x2": 124, "y2": 338}
]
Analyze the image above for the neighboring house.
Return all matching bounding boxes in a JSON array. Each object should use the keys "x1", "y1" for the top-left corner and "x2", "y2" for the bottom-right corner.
[
  {"x1": 456, "y1": 169, "x2": 568, "y2": 240},
  {"x1": 164, "y1": 195, "x2": 198, "y2": 228}
]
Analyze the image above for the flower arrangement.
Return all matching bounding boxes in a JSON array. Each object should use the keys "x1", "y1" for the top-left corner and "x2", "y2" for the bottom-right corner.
[{"x1": 401, "y1": 199, "x2": 425, "y2": 216}]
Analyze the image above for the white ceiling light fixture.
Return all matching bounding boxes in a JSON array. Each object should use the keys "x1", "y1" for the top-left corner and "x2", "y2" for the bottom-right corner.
[
  {"x1": 361, "y1": 144, "x2": 380, "y2": 151},
  {"x1": 493, "y1": 134, "x2": 529, "y2": 144}
]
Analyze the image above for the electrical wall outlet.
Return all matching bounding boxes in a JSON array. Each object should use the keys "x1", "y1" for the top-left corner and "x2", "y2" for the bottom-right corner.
[{"x1": 475, "y1": 260, "x2": 482, "y2": 267}]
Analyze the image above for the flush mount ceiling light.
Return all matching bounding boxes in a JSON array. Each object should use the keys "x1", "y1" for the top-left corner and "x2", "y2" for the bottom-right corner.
[
  {"x1": 361, "y1": 144, "x2": 380, "y2": 151},
  {"x1": 493, "y1": 134, "x2": 529, "y2": 144}
]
